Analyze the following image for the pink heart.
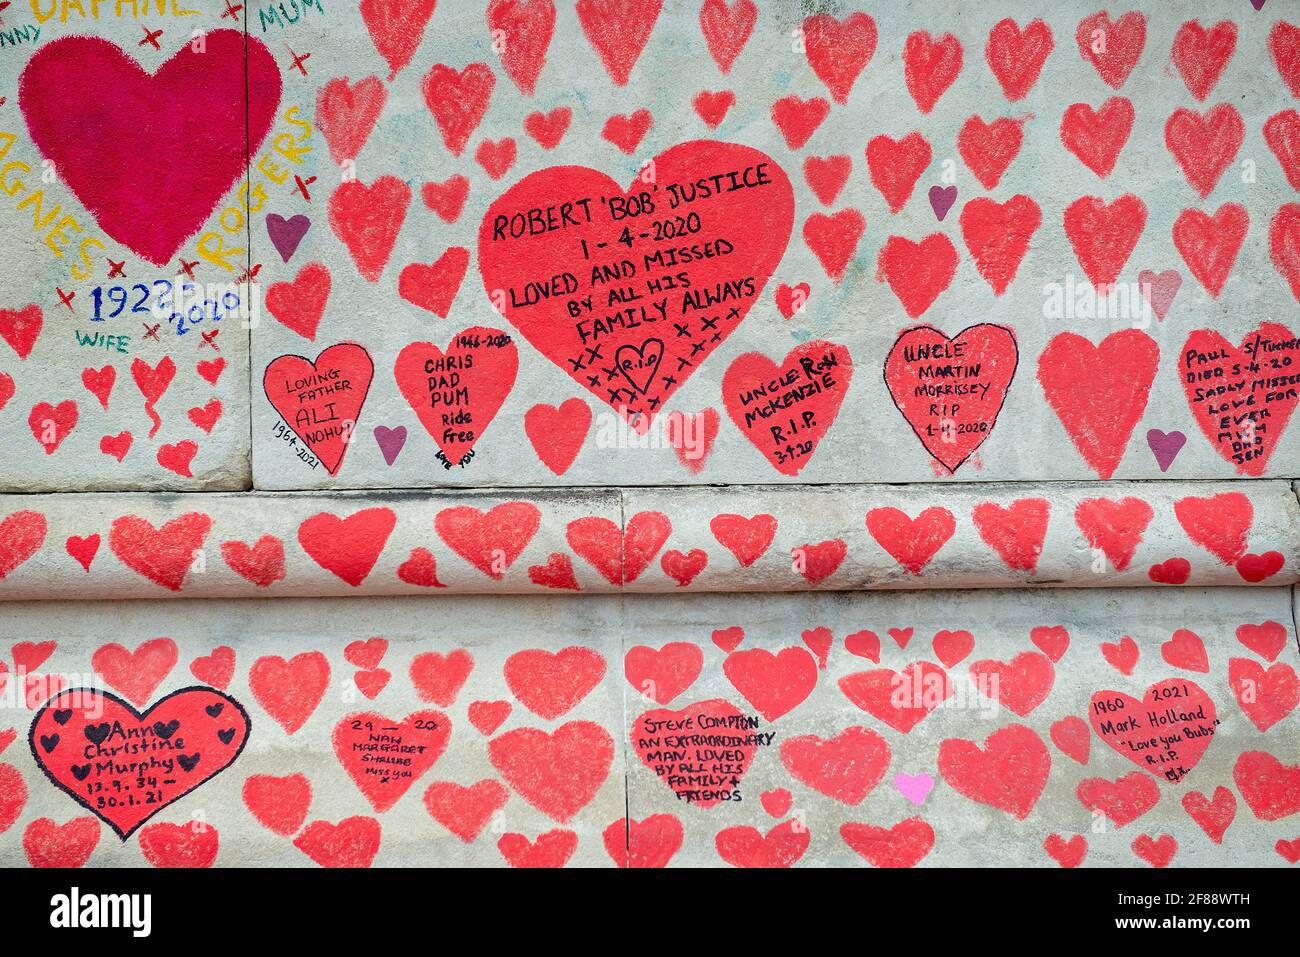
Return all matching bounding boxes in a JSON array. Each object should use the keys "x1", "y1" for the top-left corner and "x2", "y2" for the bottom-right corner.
[
  {"x1": 19, "y1": 31, "x2": 281, "y2": 265},
  {"x1": 894, "y1": 771, "x2": 935, "y2": 805}
]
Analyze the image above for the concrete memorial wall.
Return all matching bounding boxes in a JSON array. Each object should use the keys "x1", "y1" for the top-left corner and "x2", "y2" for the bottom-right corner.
[{"x1": 0, "y1": 0, "x2": 1296, "y2": 868}]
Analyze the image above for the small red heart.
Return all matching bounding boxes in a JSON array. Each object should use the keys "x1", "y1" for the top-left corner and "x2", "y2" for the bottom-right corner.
[
  {"x1": 409, "y1": 649, "x2": 473, "y2": 707},
  {"x1": 396, "y1": 548, "x2": 447, "y2": 588},
  {"x1": 293, "y1": 817, "x2": 380, "y2": 868},
  {"x1": 243, "y1": 773, "x2": 311, "y2": 836},
  {"x1": 1148, "y1": 557, "x2": 1191, "y2": 584},
  {"x1": 498, "y1": 829, "x2": 577, "y2": 869},
  {"x1": 398, "y1": 247, "x2": 469, "y2": 318},
  {"x1": 1100, "y1": 636, "x2": 1139, "y2": 675},
  {"x1": 1043, "y1": 834, "x2": 1087, "y2": 868},
  {"x1": 601, "y1": 108, "x2": 651, "y2": 155},
  {"x1": 1132, "y1": 834, "x2": 1177, "y2": 868},
  {"x1": 352, "y1": 668, "x2": 391, "y2": 700},
  {"x1": 710, "y1": 514, "x2": 776, "y2": 568},
  {"x1": 421, "y1": 175, "x2": 469, "y2": 222},
  {"x1": 1030, "y1": 626, "x2": 1069, "y2": 662},
  {"x1": 467, "y1": 700, "x2": 511, "y2": 736},
  {"x1": 761, "y1": 788, "x2": 792, "y2": 818},
  {"x1": 64, "y1": 534, "x2": 100, "y2": 572},
  {"x1": 711, "y1": 626, "x2": 745, "y2": 653},
  {"x1": 692, "y1": 90, "x2": 734, "y2": 128},
  {"x1": 189, "y1": 646, "x2": 235, "y2": 691},
  {"x1": 1237, "y1": 551, "x2": 1285, "y2": 583},
  {"x1": 157, "y1": 440, "x2": 198, "y2": 478},
  {"x1": 1161, "y1": 628, "x2": 1209, "y2": 672},
  {"x1": 523, "y1": 108, "x2": 571, "y2": 149},
  {"x1": 1235, "y1": 621, "x2": 1288, "y2": 662},
  {"x1": 527, "y1": 552, "x2": 580, "y2": 591},
  {"x1": 843, "y1": 630, "x2": 880, "y2": 663},
  {"x1": 344, "y1": 638, "x2": 388, "y2": 670}
]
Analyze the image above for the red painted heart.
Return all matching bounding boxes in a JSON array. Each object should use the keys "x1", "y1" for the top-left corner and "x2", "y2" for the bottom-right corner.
[
  {"x1": 264, "y1": 343, "x2": 374, "y2": 476},
  {"x1": 884, "y1": 324, "x2": 1018, "y2": 472},
  {"x1": 29, "y1": 686, "x2": 249, "y2": 839},
  {"x1": 394, "y1": 327, "x2": 518, "y2": 468},
  {"x1": 1089, "y1": 679, "x2": 1218, "y2": 783}
]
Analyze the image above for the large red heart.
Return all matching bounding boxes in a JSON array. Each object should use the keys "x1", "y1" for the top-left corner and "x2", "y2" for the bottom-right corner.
[
  {"x1": 19, "y1": 31, "x2": 280, "y2": 266},
  {"x1": 1174, "y1": 492, "x2": 1251, "y2": 565},
  {"x1": 722, "y1": 647, "x2": 818, "y2": 721},
  {"x1": 264, "y1": 343, "x2": 374, "y2": 476},
  {"x1": 297, "y1": 507, "x2": 396, "y2": 587},
  {"x1": 394, "y1": 327, "x2": 518, "y2": 468},
  {"x1": 938, "y1": 724, "x2": 1050, "y2": 819},
  {"x1": 488, "y1": 721, "x2": 614, "y2": 823},
  {"x1": 1179, "y1": 324, "x2": 1300, "y2": 476},
  {"x1": 333, "y1": 711, "x2": 451, "y2": 813},
  {"x1": 1037, "y1": 330, "x2": 1158, "y2": 479},
  {"x1": 108, "y1": 513, "x2": 212, "y2": 592},
  {"x1": 722, "y1": 340, "x2": 853, "y2": 476},
  {"x1": 779, "y1": 726, "x2": 890, "y2": 805},
  {"x1": 631, "y1": 699, "x2": 764, "y2": 808},
  {"x1": 503, "y1": 646, "x2": 606, "y2": 720},
  {"x1": 478, "y1": 140, "x2": 793, "y2": 426},
  {"x1": 434, "y1": 502, "x2": 540, "y2": 579},
  {"x1": 884, "y1": 324, "x2": 1018, "y2": 472},
  {"x1": 839, "y1": 662, "x2": 952, "y2": 734},
  {"x1": 1089, "y1": 679, "x2": 1218, "y2": 783},
  {"x1": 29, "y1": 686, "x2": 249, "y2": 840}
]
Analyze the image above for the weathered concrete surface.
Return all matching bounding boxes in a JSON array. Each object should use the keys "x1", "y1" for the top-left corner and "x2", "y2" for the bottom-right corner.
[
  {"x1": 0, "y1": 588, "x2": 1294, "y2": 867},
  {"x1": 0, "y1": 481, "x2": 1294, "y2": 598},
  {"x1": 0, "y1": 5, "x2": 254, "y2": 491},
  {"x1": 249, "y1": 0, "x2": 1300, "y2": 488},
  {"x1": 0, "y1": 594, "x2": 627, "y2": 867},
  {"x1": 624, "y1": 588, "x2": 1300, "y2": 867}
]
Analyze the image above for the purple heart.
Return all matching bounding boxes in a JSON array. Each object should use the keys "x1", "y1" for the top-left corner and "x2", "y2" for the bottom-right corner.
[
  {"x1": 928, "y1": 185, "x2": 957, "y2": 221},
  {"x1": 1250, "y1": 0, "x2": 1266, "y2": 11},
  {"x1": 373, "y1": 425, "x2": 407, "y2": 466},
  {"x1": 266, "y1": 213, "x2": 310, "y2": 264},
  {"x1": 1146, "y1": 429, "x2": 1187, "y2": 472}
]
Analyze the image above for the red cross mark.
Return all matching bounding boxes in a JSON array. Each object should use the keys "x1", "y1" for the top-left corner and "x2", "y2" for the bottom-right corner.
[
  {"x1": 56, "y1": 287, "x2": 75, "y2": 311},
  {"x1": 142, "y1": 322, "x2": 161, "y2": 341},
  {"x1": 293, "y1": 174, "x2": 317, "y2": 201},
  {"x1": 235, "y1": 263, "x2": 262, "y2": 284},
  {"x1": 178, "y1": 258, "x2": 198, "y2": 280},
  {"x1": 106, "y1": 259, "x2": 125, "y2": 278},
  {"x1": 286, "y1": 45, "x2": 311, "y2": 76},
  {"x1": 200, "y1": 329, "x2": 221, "y2": 351},
  {"x1": 220, "y1": 0, "x2": 243, "y2": 19},
  {"x1": 139, "y1": 27, "x2": 163, "y2": 50}
]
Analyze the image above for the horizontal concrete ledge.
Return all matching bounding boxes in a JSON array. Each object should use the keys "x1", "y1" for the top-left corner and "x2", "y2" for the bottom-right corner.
[{"x1": 0, "y1": 481, "x2": 1295, "y2": 600}]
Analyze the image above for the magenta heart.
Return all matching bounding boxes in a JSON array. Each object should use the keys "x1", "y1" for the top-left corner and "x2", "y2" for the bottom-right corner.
[
  {"x1": 267, "y1": 214, "x2": 311, "y2": 264},
  {"x1": 928, "y1": 185, "x2": 957, "y2": 221},
  {"x1": 1251, "y1": 0, "x2": 1266, "y2": 10},
  {"x1": 19, "y1": 31, "x2": 281, "y2": 265},
  {"x1": 373, "y1": 425, "x2": 407, "y2": 466},
  {"x1": 1147, "y1": 429, "x2": 1187, "y2": 472}
]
